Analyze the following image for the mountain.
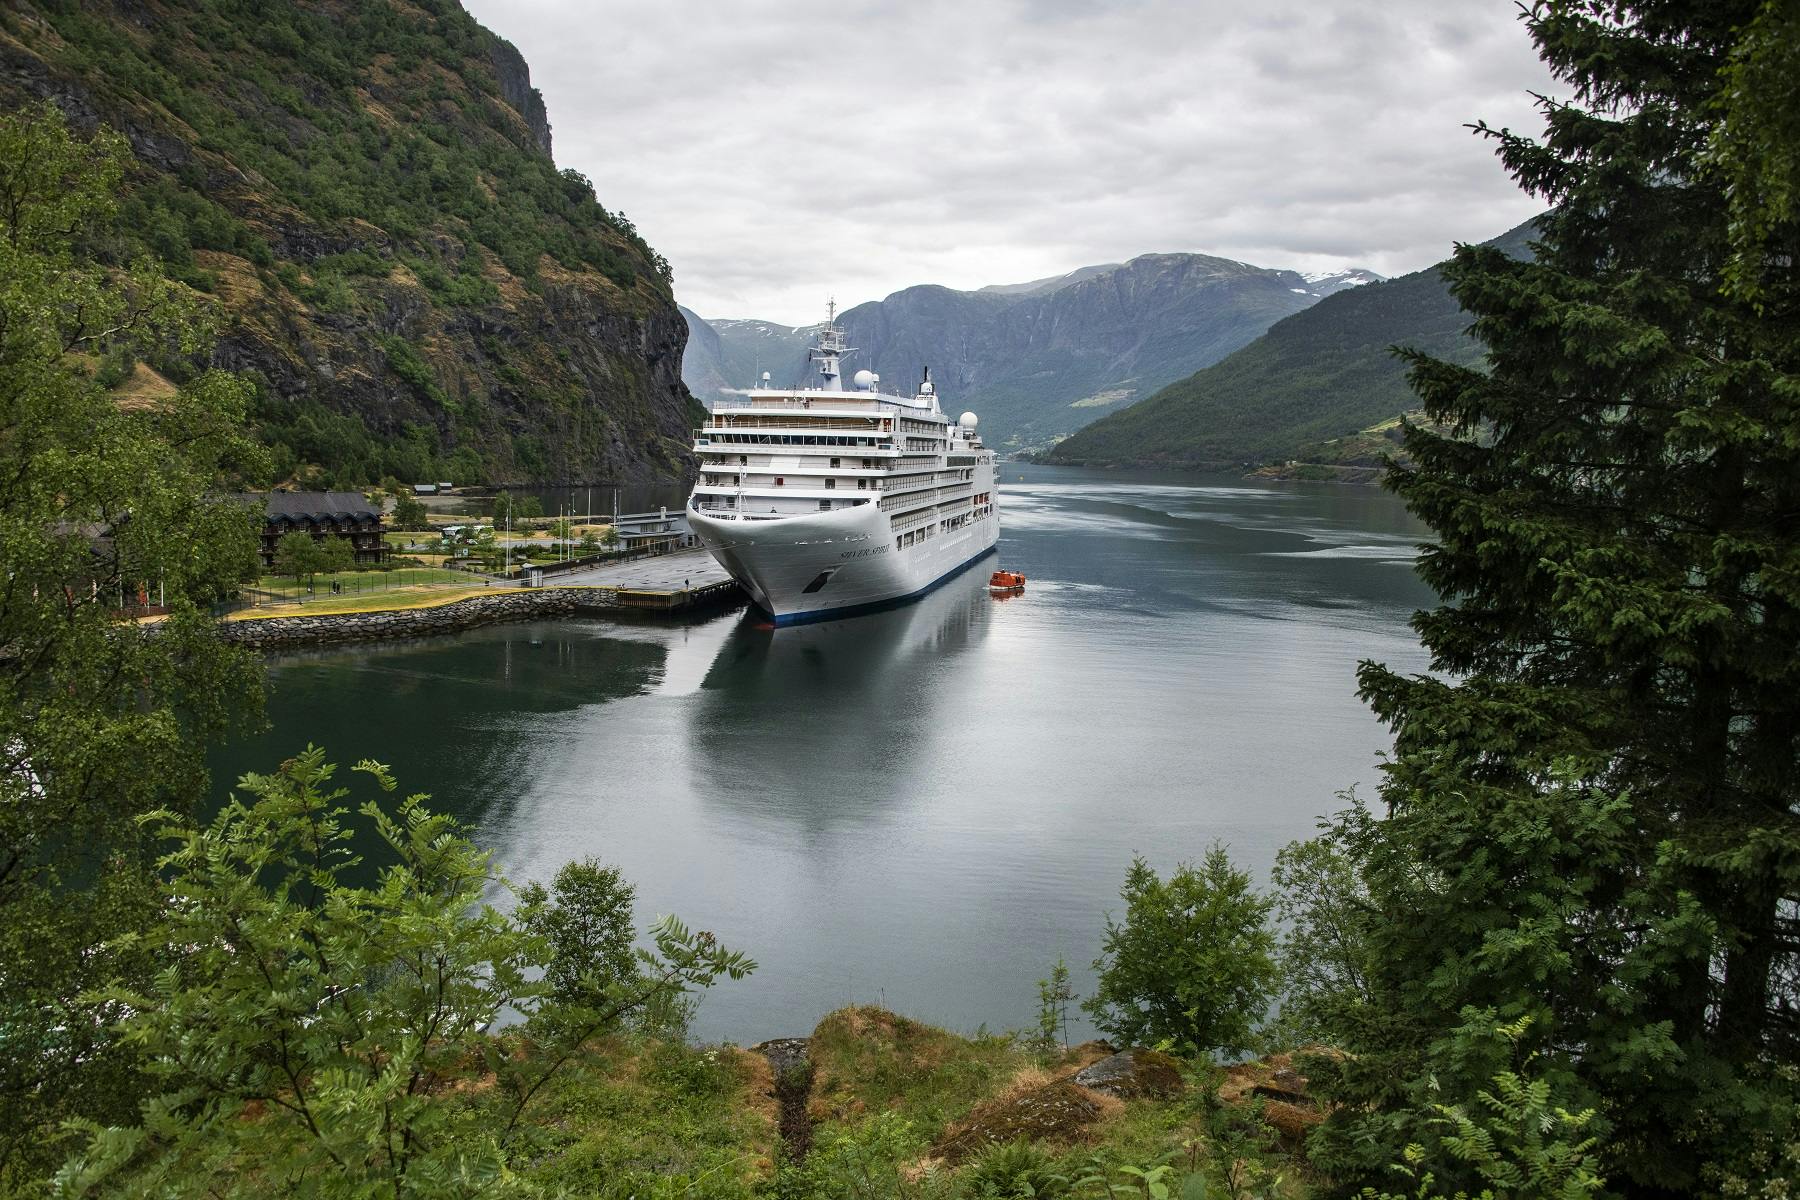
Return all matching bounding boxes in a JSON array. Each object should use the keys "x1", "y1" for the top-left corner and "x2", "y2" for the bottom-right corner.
[
  {"x1": 1042, "y1": 219, "x2": 1542, "y2": 471},
  {"x1": 976, "y1": 263, "x2": 1121, "y2": 297},
  {"x1": 679, "y1": 310, "x2": 823, "y2": 398},
  {"x1": 0, "y1": 0, "x2": 698, "y2": 487},
  {"x1": 682, "y1": 254, "x2": 1383, "y2": 452}
]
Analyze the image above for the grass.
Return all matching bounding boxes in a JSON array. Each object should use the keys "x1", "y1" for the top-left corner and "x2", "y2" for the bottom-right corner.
[
  {"x1": 226, "y1": 581, "x2": 617, "y2": 620},
  {"x1": 809, "y1": 1008, "x2": 1028, "y2": 1133},
  {"x1": 226, "y1": 585, "x2": 494, "y2": 619},
  {"x1": 255, "y1": 567, "x2": 467, "y2": 598},
  {"x1": 484, "y1": 1037, "x2": 776, "y2": 1199}
]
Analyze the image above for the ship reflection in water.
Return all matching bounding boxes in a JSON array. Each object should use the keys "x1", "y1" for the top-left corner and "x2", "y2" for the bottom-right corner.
[{"x1": 689, "y1": 565, "x2": 994, "y2": 832}]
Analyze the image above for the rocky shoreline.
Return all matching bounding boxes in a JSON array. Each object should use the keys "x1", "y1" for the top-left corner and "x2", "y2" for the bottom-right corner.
[{"x1": 219, "y1": 587, "x2": 623, "y2": 652}]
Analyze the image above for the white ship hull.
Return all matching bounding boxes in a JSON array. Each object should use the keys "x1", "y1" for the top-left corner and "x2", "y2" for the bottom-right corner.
[
  {"x1": 684, "y1": 304, "x2": 1001, "y2": 625},
  {"x1": 689, "y1": 501, "x2": 998, "y2": 624}
]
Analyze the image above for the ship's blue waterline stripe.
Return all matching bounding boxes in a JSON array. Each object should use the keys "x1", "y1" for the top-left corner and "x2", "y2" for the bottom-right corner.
[{"x1": 769, "y1": 543, "x2": 1000, "y2": 627}]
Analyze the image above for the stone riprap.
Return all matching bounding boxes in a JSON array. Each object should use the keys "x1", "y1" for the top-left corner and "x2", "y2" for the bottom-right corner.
[{"x1": 219, "y1": 587, "x2": 616, "y2": 651}]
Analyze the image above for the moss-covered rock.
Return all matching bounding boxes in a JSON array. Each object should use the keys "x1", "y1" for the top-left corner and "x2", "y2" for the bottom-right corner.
[
  {"x1": 929, "y1": 1080, "x2": 1104, "y2": 1164},
  {"x1": 1070, "y1": 1048, "x2": 1186, "y2": 1100}
]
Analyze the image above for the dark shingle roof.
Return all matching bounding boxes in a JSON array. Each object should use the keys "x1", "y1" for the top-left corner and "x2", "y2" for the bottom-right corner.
[{"x1": 249, "y1": 492, "x2": 382, "y2": 521}]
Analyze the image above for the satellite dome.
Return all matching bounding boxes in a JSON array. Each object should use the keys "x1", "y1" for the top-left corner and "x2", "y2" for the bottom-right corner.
[
  {"x1": 852, "y1": 369, "x2": 875, "y2": 390},
  {"x1": 959, "y1": 411, "x2": 978, "y2": 429}
]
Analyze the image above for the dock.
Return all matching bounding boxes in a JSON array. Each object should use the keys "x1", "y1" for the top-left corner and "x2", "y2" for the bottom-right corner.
[{"x1": 527, "y1": 547, "x2": 743, "y2": 614}]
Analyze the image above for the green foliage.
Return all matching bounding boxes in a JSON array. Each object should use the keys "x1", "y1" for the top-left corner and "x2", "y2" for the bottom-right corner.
[
  {"x1": 53, "y1": 747, "x2": 755, "y2": 1198},
  {"x1": 318, "y1": 530, "x2": 356, "y2": 574},
  {"x1": 516, "y1": 858, "x2": 639, "y2": 1009},
  {"x1": 1704, "y1": 0, "x2": 1800, "y2": 302},
  {"x1": 1357, "y1": 1020, "x2": 1605, "y2": 1200},
  {"x1": 1082, "y1": 848, "x2": 1278, "y2": 1058},
  {"x1": 1026, "y1": 958, "x2": 1075, "y2": 1061},
  {"x1": 0, "y1": 103, "x2": 265, "y2": 1191},
  {"x1": 773, "y1": 1113, "x2": 932, "y2": 1200},
  {"x1": 383, "y1": 334, "x2": 451, "y2": 409},
  {"x1": 963, "y1": 1141, "x2": 1068, "y2": 1198},
  {"x1": 1070, "y1": 1162, "x2": 1184, "y2": 1200},
  {"x1": 1266, "y1": 797, "x2": 1377, "y2": 1047},
  {"x1": 392, "y1": 492, "x2": 429, "y2": 527},
  {"x1": 518, "y1": 496, "x2": 545, "y2": 520},
  {"x1": 1316, "y1": 2, "x2": 1800, "y2": 1194},
  {"x1": 23, "y1": 2, "x2": 659, "y2": 291},
  {"x1": 271, "y1": 528, "x2": 326, "y2": 584}
]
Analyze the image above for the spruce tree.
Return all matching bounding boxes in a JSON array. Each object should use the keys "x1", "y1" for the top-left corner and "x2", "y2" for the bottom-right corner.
[{"x1": 1315, "y1": 2, "x2": 1800, "y2": 1195}]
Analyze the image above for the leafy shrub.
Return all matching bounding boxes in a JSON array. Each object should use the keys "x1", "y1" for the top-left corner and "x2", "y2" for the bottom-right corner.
[{"x1": 1082, "y1": 846, "x2": 1278, "y2": 1057}]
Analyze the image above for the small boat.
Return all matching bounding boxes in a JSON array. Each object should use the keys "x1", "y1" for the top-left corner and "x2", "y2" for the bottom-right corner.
[{"x1": 988, "y1": 569, "x2": 1025, "y2": 593}]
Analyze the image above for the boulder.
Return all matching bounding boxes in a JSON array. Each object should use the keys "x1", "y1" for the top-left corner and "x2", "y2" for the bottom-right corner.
[
  {"x1": 1070, "y1": 1049, "x2": 1185, "y2": 1100},
  {"x1": 930, "y1": 1080, "x2": 1102, "y2": 1164}
]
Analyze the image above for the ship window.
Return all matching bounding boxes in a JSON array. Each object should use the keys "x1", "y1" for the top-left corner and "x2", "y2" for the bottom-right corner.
[
  {"x1": 830, "y1": 457, "x2": 840, "y2": 468},
  {"x1": 825, "y1": 479, "x2": 836, "y2": 489},
  {"x1": 775, "y1": 477, "x2": 784, "y2": 486},
  {"x1": 739, "y1": 455, "x2": 747, "y2": 464},
  {"x1": 895, "y1": 537, "x2": 903, "y2": 550},
  {"x1": 818, "y1": 499, "x2": 831, "y2": 511}
]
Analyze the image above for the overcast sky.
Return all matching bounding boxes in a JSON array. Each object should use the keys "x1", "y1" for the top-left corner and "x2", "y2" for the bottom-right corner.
[{"x1": 461, "y1": 0, "x2": 1560, "y2": 325}]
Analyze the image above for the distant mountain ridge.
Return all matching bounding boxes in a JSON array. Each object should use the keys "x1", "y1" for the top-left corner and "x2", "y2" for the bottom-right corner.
[
  {"x1": 681, "y1": 253, "x2": 1382, "y2": 451},
  {"x1": 1042, "y1": 218, "x2": 1543, "y2": 472}
]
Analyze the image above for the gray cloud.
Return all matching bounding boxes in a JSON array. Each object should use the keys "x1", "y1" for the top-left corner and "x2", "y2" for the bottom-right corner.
[{"x1": 462, "y1": 0, "x2": 1560, "y2": 324}]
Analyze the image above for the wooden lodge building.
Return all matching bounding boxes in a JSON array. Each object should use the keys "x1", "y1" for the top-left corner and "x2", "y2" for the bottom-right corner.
[{"x1": 244, "y1": 491, "x2": 386, "y2": 568}]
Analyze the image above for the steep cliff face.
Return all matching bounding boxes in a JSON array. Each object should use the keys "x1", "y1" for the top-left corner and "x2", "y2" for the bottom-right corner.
[
  {"x1": 0, "y1": 0, "x2": 698, "y2": 486},
  {"x1": 683, "y1": 253, "x2": 1377, "y2": 452},
  {"x1": 485, "y1": 36, "x2": 551, "y2": 158}
]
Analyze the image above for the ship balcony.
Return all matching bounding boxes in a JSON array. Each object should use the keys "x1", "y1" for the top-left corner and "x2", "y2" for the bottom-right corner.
[
  {"x1": 695, "y1": 433, "x2": 898, "y2": 453},
  {"x1": 878, "y1": 476, "x2": 968, "y2": 500},
  {"x1": 693, "y1": 484, "x2": 878, "y2": 504},
  {"x1": 701, "y1": 458, "x2": 895, "y2": 476},
  {"x1": 877, "y1": 484, "x2": 973, "y2": 513},
  {"x1": 699, "y1": 414, "x2": 891, "y2": 432},
  {"x1": 691, "y1": 496, "x2": 873, "y2": 519}
]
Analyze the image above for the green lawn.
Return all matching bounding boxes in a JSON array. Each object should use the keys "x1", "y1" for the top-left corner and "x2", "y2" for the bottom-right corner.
[{"x1": 255, "y1": 567, "x2": 469, "y2": 599}]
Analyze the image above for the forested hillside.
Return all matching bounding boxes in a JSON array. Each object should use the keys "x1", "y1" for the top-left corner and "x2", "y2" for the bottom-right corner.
[
  {"x1": 0, "y1": 0, "x2": 700, "y2": 486},
  {"x1": 1043, "y1": 219, "x2": 1539, "y2": 470}
]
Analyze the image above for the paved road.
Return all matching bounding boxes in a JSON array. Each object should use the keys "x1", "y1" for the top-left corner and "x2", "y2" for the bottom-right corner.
[{"x1": 548, "y1": 548, "x2": 731, "y2": 591}]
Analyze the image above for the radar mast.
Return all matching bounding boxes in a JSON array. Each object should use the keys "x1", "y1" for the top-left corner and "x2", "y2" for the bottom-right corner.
[{"x1": 808, "y1": 298, "x2": 856, "y2": 392}]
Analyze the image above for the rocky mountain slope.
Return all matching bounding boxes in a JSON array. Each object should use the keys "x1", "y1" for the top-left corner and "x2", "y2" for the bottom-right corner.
[
  {"x1": 1043, "y1": 219, "x2": 1541, "y2": 470},
  {"x1": 682, "y1": 254, "x2": 1381, "y2": 452},
  {"x1": 0, "y1": 0, "x2": 698, "y2": 486}
]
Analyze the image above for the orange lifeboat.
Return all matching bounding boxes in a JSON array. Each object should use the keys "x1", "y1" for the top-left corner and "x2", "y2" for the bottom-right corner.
[{"x1": 988, "y1": 569, "x2": 1026, "y2": 593}]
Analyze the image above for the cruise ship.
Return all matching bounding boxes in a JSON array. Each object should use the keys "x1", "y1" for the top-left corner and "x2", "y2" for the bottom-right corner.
[{"x1": 686, "y1": 304, "x2": 999, "y2": 624}]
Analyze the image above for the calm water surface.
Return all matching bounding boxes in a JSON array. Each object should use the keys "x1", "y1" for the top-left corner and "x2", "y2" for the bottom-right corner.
[{"x1": 212, "y1": 464, "x2": 1433, "y2": 1042}]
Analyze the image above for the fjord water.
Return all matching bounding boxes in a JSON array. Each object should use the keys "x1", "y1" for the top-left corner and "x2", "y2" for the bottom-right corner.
[{"x1": 211, "y1": 465, "x2": 1433, "y2": 1042}]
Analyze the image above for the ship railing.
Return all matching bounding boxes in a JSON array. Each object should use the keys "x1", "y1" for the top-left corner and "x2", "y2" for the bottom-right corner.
[
  {"x1": 697, "y1": 435, "x2": 898, "y2": 451},
  {"x1": 712, "y1": 395, "x2": 922, "y2": 416},
  {"x1": 878, "y1": 485, "x2": 974, "y2": 513}
]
